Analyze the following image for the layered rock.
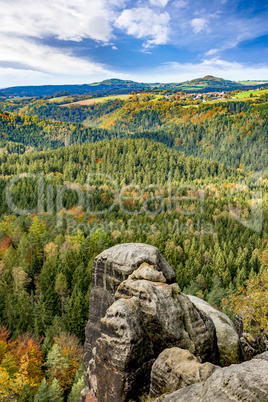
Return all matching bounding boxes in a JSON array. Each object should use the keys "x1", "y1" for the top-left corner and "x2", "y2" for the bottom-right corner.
[
  {"x1": 91, "y1": 280, "x2": 218, "y2": 401},
  {"x1": 84, "y1": 242, "x2": 176, "y2": 385},
  {"x1": 149, "y1": 347, "x2": 218, "y2": 398},
  {"x1": 160, "y1": 354, "x2": 268, "y2": 402},
  {"x1": 83, "y1": 243, "x2": 219, "y2": 402},
  {"x1": 188, "y1": 295, "x2": 241, "y2": 365}
]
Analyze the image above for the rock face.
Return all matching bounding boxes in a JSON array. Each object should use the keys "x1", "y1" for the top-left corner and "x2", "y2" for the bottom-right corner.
[
  {"x1": 84, "y1": 243, "x2": 176, "y2": 381},
  {"x1": 83, "y1": 243, "x2": 219, "y2": 402},
  {"x1": 160, "y1": 355, "x2": 268, "y2": 402},
  {"x1": 235, "y1": 314, "x2": 268, "y2": 360},
  {"x1": 188, "y1": 295, "x2": 241, "y2": 365},
  {"x1": 149, "y1": 347, "x2": 218, "y2": 398},
  {"x1": 92, "y1": 280, "x2": 218, "y2": 401}
]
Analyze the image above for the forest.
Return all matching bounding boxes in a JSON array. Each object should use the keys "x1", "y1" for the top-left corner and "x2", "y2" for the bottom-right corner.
[{"x1": 0, "y1": 90, "x2": 267, "y2": 400}]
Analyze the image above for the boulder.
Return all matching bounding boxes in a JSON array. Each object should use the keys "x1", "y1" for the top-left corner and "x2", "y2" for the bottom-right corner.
[
  {"x1": 149, "y1": 347, "x2": 218, "y2": 398},
  {"x1": 254, "y1": 351, "x2": 268, "y2": 361},
  {"x1": 84, "y1": 243, "x2": 176, "y2": 379},
  {"x1": 160, "y1": 358, "x2": 268, "y2": 402},
  {"x1": 128, "y1": 262, "x2": 166, "y2": 282},
  {"x1": 188, "y1": 295, "x2": 241, "y2": 365},
  {"x1": 115, "y1": 279, "x2": 218, "y2": 363}
]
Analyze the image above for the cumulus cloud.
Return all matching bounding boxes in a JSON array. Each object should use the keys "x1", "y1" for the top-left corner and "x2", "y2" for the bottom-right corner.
[
  {"x1": 115, "y1": 7, "x2": 170, "y2": 47},
  {"x1": 191, "y1": 17, "x2": 208, "y2": 34}
]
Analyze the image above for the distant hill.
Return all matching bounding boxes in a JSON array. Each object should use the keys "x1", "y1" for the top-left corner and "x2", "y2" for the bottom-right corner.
[
  {"x1": 0, "y1": 79, "x2": 152, "y2": 97},
  {"x1": 163, "y1": 75, "x2": 246, "y2": 92},
  {"x1": 1, "y1": 76, "x2": 268, "y2": 97},
  {"x1": 180, "y1": 75, "x2": 244, "y2": 90}
]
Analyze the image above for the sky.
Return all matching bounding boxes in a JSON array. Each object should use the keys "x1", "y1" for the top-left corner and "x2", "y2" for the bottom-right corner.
[{"x1": 0, "y1": 0, "x2": 268, "y2": 87}]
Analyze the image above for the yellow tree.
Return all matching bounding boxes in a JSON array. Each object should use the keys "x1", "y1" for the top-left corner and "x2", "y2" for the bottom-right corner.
[{"x1": 223, "y1": 247, "x2": 268, "y2": 335}]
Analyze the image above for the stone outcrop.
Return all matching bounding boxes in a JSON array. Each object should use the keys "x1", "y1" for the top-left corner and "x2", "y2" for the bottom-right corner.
[
  {"x1": 83, "y1": 243, "x2": 219, "y2": 402},
  {"x1": 90, "y1": 274, "x2": 218, "y2": 401},
  {"x1": 84, "y1": 243, "x2": 176, "y2": 385},
  {"x1": 188, "y1": 295, "x2": 241, "y2": 365},
  {"x1": 149, "y1": 347, "x2": 218, "y2": 398},
  {"x1": 159, "y1": 355, "x2": 268, "y2": 402}
]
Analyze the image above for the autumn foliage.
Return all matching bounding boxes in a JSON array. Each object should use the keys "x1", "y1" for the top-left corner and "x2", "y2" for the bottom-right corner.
[
  {"x1": 0, "y1": 328, "x2": 43, "y2": 400},
  {"x1": 223, "y1": 247, "x2": 268, "y2": 335}
]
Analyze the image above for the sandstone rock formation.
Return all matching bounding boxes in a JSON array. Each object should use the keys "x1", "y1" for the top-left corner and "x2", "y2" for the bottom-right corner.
[
  {"x1": 188, "y1": 295, "x2": 241, "y2": 364},
  {"x1": 84, "y1": 243, "x2": 176, "y2": 378},
  {"x1": 159, "y1": 355, "x2": 268, "y2": 402},
  {"x1": 149, "y1": 347, "x2": 218, "y2": 398},
  {"x1": 83, "y1": 243, "x2": 219, "y2": 402}
]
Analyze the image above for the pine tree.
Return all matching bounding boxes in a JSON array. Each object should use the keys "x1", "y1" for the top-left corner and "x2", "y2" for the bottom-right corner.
[
  {"x1": 45, "y1": 343, "x2": 68, "y2": 383},
  {"x1": 49, "y1": 378, "x2": 64, "y2": 402},
  {"x1": 34, "y1": 378, "x2": 50, "y2": 402},
  {"x1": 55, "y1": 272, "x2": 68, "y2": 315},
  {"x1": 67, "y1": 376, "x2": 85, "y2": 402}
]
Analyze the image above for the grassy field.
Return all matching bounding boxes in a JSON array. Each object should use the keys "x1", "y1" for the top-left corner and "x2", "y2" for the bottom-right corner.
[
  {"x1": 235, "y1": 88, "x2": 268, "y2": 99},
  {"x1": 49, "y1": 96, "x2": 69, "y2": 103},
  {"x1": 238, "y1": 81, "x2": 268, "y2": 86},
  {"x1": 61, "y1": 94, "x2": 132, "y2": 107},
  {"x1": 5, "y1": 96, "x2": 33, "y2": 102},
  {"x1": 179, "y1": 85, "x2": 205, "y2": 90}
]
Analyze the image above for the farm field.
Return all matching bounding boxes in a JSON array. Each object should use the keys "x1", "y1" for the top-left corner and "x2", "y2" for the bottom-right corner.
[
  {"x1": 61, "y1": 94, "x2": 132, "y2": 106},
  {"x1": 5, "y1": 96, "x2": 33, "y2": 102},
  {"x1": 238, "y1": 80, "x2": 268, "y2": 85},
  {"x1": 49, "y1": 96, "x2": 69, "y2": 102},
  {"x1": 235, "y1": 88, "x2": 268, "y2": 99}
]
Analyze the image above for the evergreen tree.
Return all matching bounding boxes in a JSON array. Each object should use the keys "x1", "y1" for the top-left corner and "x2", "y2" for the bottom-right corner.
[
  {"x1": 49, "y1": 378, "x2": 64, "y2": 402},
  {"x1": 34, "y1": 378, "x2": 50, "y2": 402}
]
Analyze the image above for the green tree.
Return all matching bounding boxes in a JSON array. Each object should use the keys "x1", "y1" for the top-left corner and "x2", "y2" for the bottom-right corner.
[
  {"x1": 55, "y1": 273, "x2": 68, "y2": 315},
  {"x1": 49, "y1": 378, "x2": 64, "y2": 402},
  {"x1": 34, "y1": 378, "x2": 50, "y2": 402}
]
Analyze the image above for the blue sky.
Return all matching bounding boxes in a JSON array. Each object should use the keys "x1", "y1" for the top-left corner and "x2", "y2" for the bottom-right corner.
[{"x1": 0, "y1": 0, "x2": 268, "y2": 87}]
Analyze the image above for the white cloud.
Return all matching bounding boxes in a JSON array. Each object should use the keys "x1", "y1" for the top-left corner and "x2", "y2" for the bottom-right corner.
[
  {"x1": 0, "y1": 0, "x2": 117, "y2": 43},
  {"x1": 0, "y1": 36, "x2": 110, "y2": 75},
  {"x1": 149, "y1": 0, "x2": 170, "y2": 7},
  {"x1": 206, "y1": 48, "x2": 219, "y2": 56},
  {"x1": 0, "y1": 35, "x2": 124, "y2": 88},
  {"x1": 152, "y1": 58, "x2": 268, "y2": 82},
  {"x1": 116, "y1": 7, "x2": 170, "y2": 47},
  {"x1": 173, "y1": 0, "x2": 188, "y2": 8},
  {"x1": 0, "y1": 0, "x2": 130, "y2": 86},
  {"x1": 191, "y1": 17, "x2": 208, "y2": 34}
]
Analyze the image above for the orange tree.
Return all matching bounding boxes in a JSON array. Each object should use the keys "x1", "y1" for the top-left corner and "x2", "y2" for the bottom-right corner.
[
  {"x1": 45, "y1": 332, "x2": 83, "y2": 392},
  {"x1": 0, "y1": 328, "x2": 44, "y2": 399}
]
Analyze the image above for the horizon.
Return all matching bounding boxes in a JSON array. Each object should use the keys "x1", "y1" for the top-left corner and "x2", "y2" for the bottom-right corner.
[
  {"x1": 0, "y1": 0, "x2": 268, "y2": 87},
  {"x1": 1, "y1": 75, "x2": 268, "y2": 90}
]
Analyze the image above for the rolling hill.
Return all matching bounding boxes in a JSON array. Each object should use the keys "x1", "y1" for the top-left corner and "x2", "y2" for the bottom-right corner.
[{"x1": 1, "y1": 76, "x2": 268, "y2": 98}]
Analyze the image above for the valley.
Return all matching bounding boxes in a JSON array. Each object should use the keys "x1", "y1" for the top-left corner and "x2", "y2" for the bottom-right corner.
[{"x1": 0, "y1": 76, "x2": 267, "y2": 401}]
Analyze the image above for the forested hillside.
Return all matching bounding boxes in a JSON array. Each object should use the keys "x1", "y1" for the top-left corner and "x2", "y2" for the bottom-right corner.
[
  {"x1": 0, "y1": 88, "x2": 267, "y2": 400},
  {"x1": 0, "y1": 110, "x2": 124, "y2": 152},
  {"x1": 1, "y1": 95, "x2": 267, "y2": 172}
]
